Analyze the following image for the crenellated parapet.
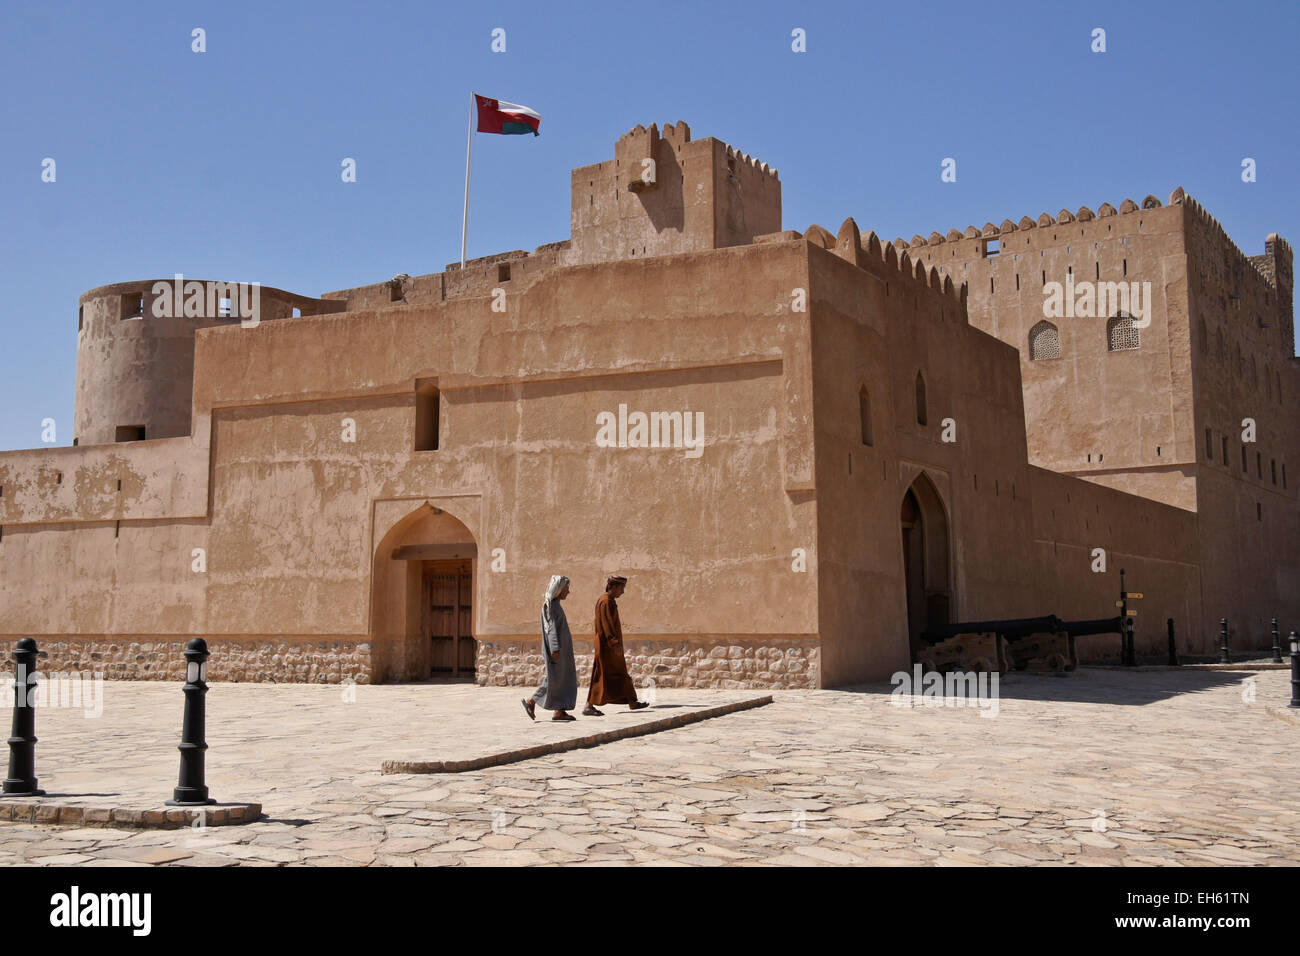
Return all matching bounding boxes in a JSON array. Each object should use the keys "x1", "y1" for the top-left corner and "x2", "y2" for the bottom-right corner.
[
  {"x1": 805, "y1": 216, "x2": 969, "y2": 318},
  {"x1": 570, "y1": 121, "x2": 782, "y2": 265},
  {"x1": 612, "y1": 120, "x2": 779, "y2": 186},
  {"x1": 1182, "y1": 194, "x2": 1294, "y2": 339},
  {"x1": 909, "y1": 187, "x2": 1182, "y2": 253},
  {"x1": 722, "y1": 143, "x2": 779, "y2": 180},
  {"x1": 893, "y1": 186, "x2": 1290, "y2": 300}
]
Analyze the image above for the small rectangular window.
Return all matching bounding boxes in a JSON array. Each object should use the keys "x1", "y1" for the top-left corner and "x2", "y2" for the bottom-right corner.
[
  {"x1": 1271, "y1": 459, "x2": 1278, "y2": 485},
  {"x1": 859, "y1": 388, "x2": 873, "y2": 446},
  {"x1": 982, "y1": 238, "x2": 999, "y2": 258},
  {"x1": 78, "y1": 306, "x2": 84, "y2": 331},
  {"x1": 415, "y1": 380, "x2": 440, "y2": 451},
  {"x1": 498, "y1": 263, "x2": 511, "y2": 282},
  {"x1": 1205, "y1": 428, "x2": 1213, "y2": 459},
  {"x1": 120, "y1": 293, "x2": 143, "y2": 319},
  {"x1": 1221, "y1": 436, "x2": 1229, "y2": 466},
  {"x1": 114, "y1": 425, "x2": 146, "y2": 442}
]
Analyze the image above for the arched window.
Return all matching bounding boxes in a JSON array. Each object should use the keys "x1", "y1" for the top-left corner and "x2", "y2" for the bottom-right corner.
[
  {"x1": 914, "y1": 372, "x2": 928, "y2": 426},
  {"x1": 859, "y1": 386, "x2": 873, "y2": 446},
  {"x1": 1028, "y1": 320, "x2": 1060, "y2": 360},
  {"x1": 1107, "y1": 314, "x2": 1140, "y2": 352}
]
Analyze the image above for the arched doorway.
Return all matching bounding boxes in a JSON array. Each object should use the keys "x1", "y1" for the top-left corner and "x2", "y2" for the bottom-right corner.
[
  {"x1": 371, "y1": 502, "x2": 478, "y2": 681},
  {"x1": 900, "y1": 473, "x2": 951, "y2": 657}
]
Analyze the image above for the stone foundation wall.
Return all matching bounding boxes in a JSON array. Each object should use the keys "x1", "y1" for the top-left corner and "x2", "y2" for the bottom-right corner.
[
  {"x1": 476, "y1": 636, "x2": 820, "y2": 690},
  {"x1": 0, "y1": 635, "x2": 819, "y2": 687},
  {"x1": 0, "y1": 637, "x2": 376, "y2": 684}
]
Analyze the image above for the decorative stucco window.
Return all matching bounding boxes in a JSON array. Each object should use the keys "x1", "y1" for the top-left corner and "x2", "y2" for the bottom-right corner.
[
  {"x1": 1106, "y1": 314, "x2": 1140, "y2": 352},
  {"x1": 1028, "y1": 320, "x2": 1060, "y2": 360}
]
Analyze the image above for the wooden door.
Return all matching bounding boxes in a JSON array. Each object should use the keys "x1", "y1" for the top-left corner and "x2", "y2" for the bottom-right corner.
[{"x1": 422, "y1": 559, "x2": 474, "y2": 678}]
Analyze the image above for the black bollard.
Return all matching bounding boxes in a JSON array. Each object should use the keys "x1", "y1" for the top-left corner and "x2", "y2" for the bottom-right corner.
[
  {"x1": 1219, "y1": 618, "x2": 1231, "y2": 664},
  {"x1": 166, "y1": 638, "x2": 215, "y2": 807},
  {"x1": 1290, "y1": 633, "x2": 1300, "y2": 709},
  {"x1": 3, "y1": 638, "x2": 47, "y2": 797},
  {"x1": 1272, "y1": 619, "x2": 1282, "y2": 664},
  {"x1": 1167, "y1": 618, "x2": 1179, "y2": 667}
]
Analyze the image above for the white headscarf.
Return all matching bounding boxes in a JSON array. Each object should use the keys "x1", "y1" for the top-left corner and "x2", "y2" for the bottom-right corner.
[{"x1": 542, "y1": 574, "x2": 570, "y2": 622}]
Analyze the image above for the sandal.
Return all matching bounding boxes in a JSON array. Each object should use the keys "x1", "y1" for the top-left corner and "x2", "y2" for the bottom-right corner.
[{"x1": 521, "y1": 698, "x2": 536, "y2": 721}]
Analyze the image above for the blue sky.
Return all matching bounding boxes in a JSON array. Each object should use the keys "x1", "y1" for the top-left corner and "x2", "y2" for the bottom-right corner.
[{"x1": 2, "y1": 0, "x2": 1296, "y2": 450}]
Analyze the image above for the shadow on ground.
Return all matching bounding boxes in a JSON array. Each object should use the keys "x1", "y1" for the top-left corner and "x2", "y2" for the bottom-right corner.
[{"x1": 832, "y1": 665, "x2": 1255, "y2": 706}]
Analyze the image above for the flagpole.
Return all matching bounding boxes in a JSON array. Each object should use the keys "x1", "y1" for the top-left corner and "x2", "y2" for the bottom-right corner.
[{"x1": 461, "y1": 93, "x2": 474, "y2": 268}]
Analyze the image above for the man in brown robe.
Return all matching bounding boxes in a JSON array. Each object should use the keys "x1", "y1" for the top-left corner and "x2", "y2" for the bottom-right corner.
[{"x1": 583, "y1": 575, "x2": 649, "y2": 716}]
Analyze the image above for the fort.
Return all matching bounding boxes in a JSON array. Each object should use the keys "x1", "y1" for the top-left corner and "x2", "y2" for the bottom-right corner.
[{"x1": 0, "y1": 120, "x2": 1295, "y2": 688}]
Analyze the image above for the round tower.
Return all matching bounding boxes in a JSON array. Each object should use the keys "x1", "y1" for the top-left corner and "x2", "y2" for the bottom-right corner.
[{"x1": 73, "y1": 279, "x2": 313, "y2": 445}]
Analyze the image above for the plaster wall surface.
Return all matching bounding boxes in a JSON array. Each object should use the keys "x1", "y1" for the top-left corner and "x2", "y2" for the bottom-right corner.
[{"x1": 1, "y1": 126, "x2": 1295, "y2": 686}]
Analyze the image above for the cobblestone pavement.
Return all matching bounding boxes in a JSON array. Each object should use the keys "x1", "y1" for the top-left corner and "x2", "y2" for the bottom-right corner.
[{"x1": 0, "y1": 668, "x2": 1294, "y2": 866}]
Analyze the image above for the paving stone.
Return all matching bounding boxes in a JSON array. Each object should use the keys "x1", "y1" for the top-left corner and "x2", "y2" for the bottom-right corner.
[
  {"x1": 30, "y1": 852, "x2": 96, "y2": 865},
  {"x1": 98, "y1": 846, "x2": 195, "y2": 865},
  {"x1": 0, "y1": 674, "x2": 1296, "y2": 867},
  {"x1": 831, "y1": 803, "x2": 893, "y2": 822}
]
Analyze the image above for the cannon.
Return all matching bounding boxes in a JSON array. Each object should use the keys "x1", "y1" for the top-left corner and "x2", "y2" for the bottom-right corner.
[{"x1": 919, "y1": 613, "x2": 1124, "y2": 674}]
